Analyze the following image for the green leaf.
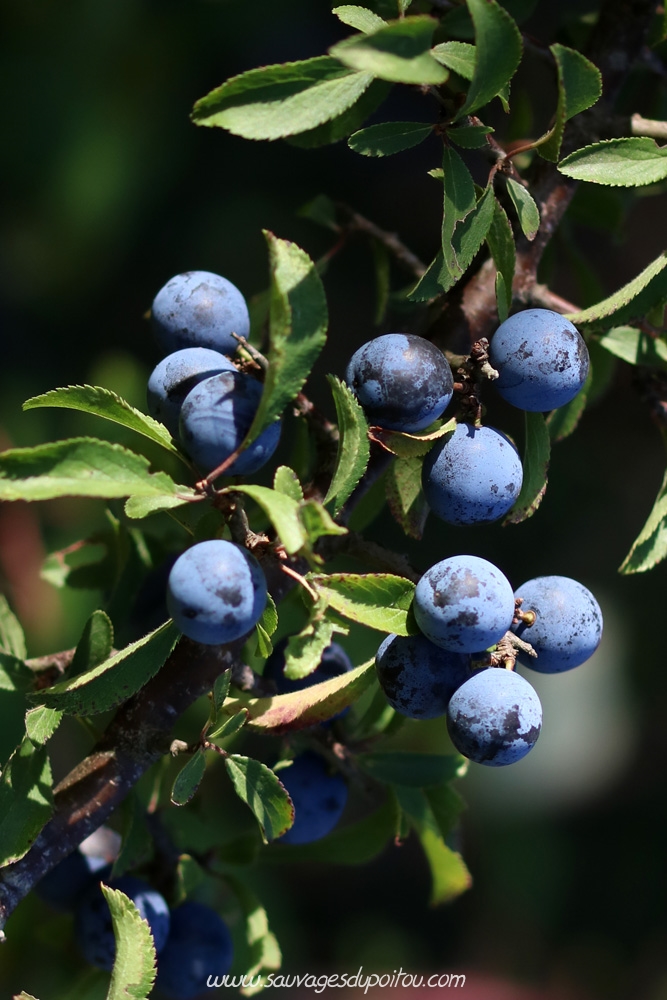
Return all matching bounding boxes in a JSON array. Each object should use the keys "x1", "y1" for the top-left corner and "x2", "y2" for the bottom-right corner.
[
  {"x1": 223, "y1": 484, "x2": 305, "y2": 554},
  {"x1": 213, "y1": 670, "x2": 231, "y2": 714},
  {"x1": 111, "y1": 795, "x2": 154, "y2": 879},
  {"x1": 171, "y1": 750, "x2": 207, "y2": 806},
  {"x1": 208, "y1": 708, "x2": 248, "y2": 743},
  {"x1": 431, "y1": 40, "x2": 475, "y2": 79},
  {"x1": 192, "y1": 57, "x2": 375, "y2": 140},
  {"x1": 70, "y1": 610, "x2": 114, "y2": 676},
  {"x1": 330, "y1": 15, "x2": 449, "y2": 85},
  {"x1": 287, "y1": 79, "x2": 392, "y2": 148},
  {"x1": 539, "y1": 45, "x2": 602, "y2": 162},
  {"x1": 259, "y1": 594, "x2": 279, "y2": 638},
  {"x1": 0, "y1": 652, "x2": 32, "y2": 692},
  {"x1": 358, "y1": 751, "x2": 465, "y2": 787},
  {"x1": 225, "y1": 755, "x2": 295, "y2": 842},
  {"x1": 284, "y1": 615, "x2": 349, "y2": 680},
  {"x1": 424, "y1": 782, "x2": 466, "y2": 840},
  {"x1": 22, "y1": 385, "x2": 186, "y2": 463},
  {"x1": 308, "y1": 572, "x2": 416, "y2": 634},
  {"x1": 0, "y1": 595, "x2": 26, "y2": 659},
  {"x1": 124, "y1": 491, "x2": 196, "y2": 520},
  {"x1": 486, "y1": 198, "x2": 515, "y2": 319},
  {"x1": 447, "y1": 123, "x2": 495, "y2": 149},
  {"x1": 449, "y1": 184, "x2": 495, "y2": 280},
  {"x1": 242, "y1": 234, "x2": 327, "y2": 456},
  {"x1": 566, "y1": 252, "x2": 667, "y2": 328},
  {"x1": 333, "y1": 5, "x2": 387, "y2": 32},
  {"x1": 506, "y1": 177, "x2": 540, "y2": 241},
  {"x1": 372, "y1": 416, "x2": 456, "y2": 458},
  {"x1": 255, "y1": 622, "x2": 273, "y2": 659},
  {"x1": 0, "y1": 438, "x2": 183, "y2": 503},
  {"x1": 408, "y1": 249, "x2": 446, "y2": 302},
  {"x1": 546, "y1": 364, "x2": 592, "y2": 442},
  {"x1": 385, "y1": 454, "x2": 429, "y2": 540},
  {"x1": 223, "y1": 659, "x2": 375, "y2": 731},
  {"x1": 440, "y1": 144, "x2": 477, "y2": 281},
  {"x1": 559, "y1": 138, "x2": 667, "y2": 187},
  {"x1": 620, "y1": 454, "x2": 667, "y2": 573},
  {"x1": 266, "y1": 789, "x2": 399, "y2": 863},
  {"x1": 273, "y1": 465, "x2": 304, "y2": 502},
  {"x1": 34, "y1": 621, "x2": 180, "y2": 716},
  {"x1": 25, "y1": 705, "x2": 63, "y2": 746},
  {"x1": 103, "y1": 884, "x2": 157, "y2": 1000},
  {"x1": 372, "y1": 237, "x2": 391, "y2": 324},
  {"x1": 0, "y1": 738, "x2": 53, "y2": 867},
  {"x1": 503, "y1": 411, "x2": 550, "y2": 524},
  {"x1": 348, "y1": 120, "x2": 432, "y2": 156},
  {"x1": 299, "y1": 499, "x2": 348, "y2": 545},
  {"x1": 595, "y1": 326, "x2": 667, "y2": 366},
  {"x1": 395, "y1": 785, "x2": 471, "y2": 904},
  {"x1": 225, "y1": 876, "x2": 282, "y2": 992},
  {"x1": 324, "y1": 375, "x2": 371, "y2": 514},
  {"x1": 455, "y1": 0, "x2": 522, "y2": 119},
  {"x1": 14, "y1": 993, "x2": 41, "y2": 1000}
]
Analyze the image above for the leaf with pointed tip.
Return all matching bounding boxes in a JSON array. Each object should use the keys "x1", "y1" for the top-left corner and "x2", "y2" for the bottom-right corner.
[
  {"x1": 213, "y1": 670, "x2": 231, "y2": 714},
  {"x1": 506, "y1": 178, "x2": 540, "y2": 241},
  {"x1": 25, "y1": 706, "x2": 63, "y2": 746},
  {"x1": 308, "y1": 573, "x2": 417, "y2": 634},
  {"x1": 259, "y1": 594, "x2": 279, "y2": 638},
  {"x1": 225, "y1": 755, "x2": 295, "y2": 841},
  {"x1": 124, "y1": 491, "x2": 196, "y2": 520},
  {"x1": 559, "y1": 137, "x2": 667, "y2": 187},
  {"x1": 284, "y1": 616, "x2": 349, "y2": 680},
  {"x1": 324, "y1": 376, "x2": 371, "y2": 515},
  {"x1": 594, "y1": 326, "x2": 667, "y2": 366},
  {"x1": 395, "y1": 785, "x2": 471, "y2": 904},
  {"x1": 539, "y1": 45, "x2": 602, "y2": 162},
  {"x1": 103, "y1": 884, "x2": 157, "y2": 1000},
  {"x1": 486, "y1": 198, "x2": 515, "y2": 319},
  {"x1": 0, "y1": 438, "x2": 182, "y2": 503},
  {"x1": 222, "y1": 484, "x2": 305, "y2": 554},
  {"x1": 33, "y1": 621, "x2": 179, "y2": 716},
  {"x1": 372, "y1": 416, "x2": 456, "y2": 458},
  {"x1": 454, "y1": 0, "x2": 522, "y2": 119},
  {"x1": 192, "y1": 57, "x2": 374, "y2": 140},
  {"x1": 70, "y1": 610, "x2": 114, "y2": 676},
  {"x1": 333, "y1": 5, "x2": 387, "y2": 32},
  {"x1": 440, "y1": 144, "x2": 477, "y2": 282},
  {"x1": 0, "y1": 595, "x2": 26, "y2": 659},
  {"x1": 504, "y1": 411, "x2": 550, "y2": 524},
  {"x1": 0, "y1": 738, "x2": 53, "y2": 867},
  {"x1": 111, "y1": 795, "x2": 154, "y2": 879},
  {"x1": 431, "y1": 40, "x2": 475, "y2": 79},
  {"x1": 385, "y1": 454, "x2": 429, "y2": 540},
  {"x1": 546, "y1": 364, "x2": 592, "y2": 442},
  {"x1": 22, "y1": 385, "x2": 186, "y2": 462},
  {"x1": 171, "y1": 751, "x2": 207, "y2": 806},
  {"x1": 208, "y1": 709, "x2": 248, "y2": 743},
  {"x1": 273, "y1": 465, "x2": 304, "y2": 502},
  {"x1": 620, "y1": 441, "x2": 667, "y2": 574},
  {"x1": 348, "y1": 120, "x2": 432, "y2": 156},
  {"x1": 255, "y1": 622, "x2": 273, "y2": 658},
  {"x1": 330, "y1": 15, "x2": 449, "y2": 85},
  {"x1": 299, "y1": 499, "x2": 348, "y2": 545},
  {"x1": 287, "y1": 79, "x2": 392, "y2": 148},
  {"x1": 566, "y1": 252, "x2": 667, "y2": 328},
  {"x1": 447, "y1": 123, "x2": 494, "y2": 149}
]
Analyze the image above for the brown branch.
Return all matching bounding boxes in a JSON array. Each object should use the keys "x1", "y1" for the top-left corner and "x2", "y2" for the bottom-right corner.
[{"x1": 338, "y1": 204, "x2": 428, "y2": 279}]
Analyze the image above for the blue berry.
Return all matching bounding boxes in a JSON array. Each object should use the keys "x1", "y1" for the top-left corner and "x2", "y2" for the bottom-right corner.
[
  {"x1": 447, "y1": 667, "x2": 542, "y2": 766},
  {"x1": 422, "y1": 422, "x2": 523, "y2": 525},
  {"x1": 512, "y1": 575, "x2": 603, "y2": 673},
  {"x1": 277, "y1": 752, "x2": 348, "y2": 845},
  {"x1": 179, "y1": 370, "x2": 281, "y2": 476},
  {"x1": 489, "y1": 308, "x2": 589, "y2": 412},
  {"x1": 156, "y1": 902, "x2": 233, "y2": 1000},
  {"x1": 375, "y1": 633, "x2": 471, "y2": 719},
  {"x1": 74, "y1": 876, "x2": 170, "y2": 971},
  {"x1": 35, "y1": 850, "x2": 110, "y2": 912},
  {"x1": 345, "y1": 333, "x2": 453, "y2": 432},
  {"x1": 413, "y1": 555, "x2": 515, "y2": 653},
  {"x1": 167, "y1": 540, "x2": 267, "y2": 646},
  {"x1": 151, "y1": 271, "x2": 250, "y2": 356},
  {"x1": 147, "y1": 348, "x2": 236, "y2": 436}
]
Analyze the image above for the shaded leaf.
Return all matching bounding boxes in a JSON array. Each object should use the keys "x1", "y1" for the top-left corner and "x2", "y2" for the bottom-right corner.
[
  {"x1": 506, "y1": 177, "x2": 540, "y2": 240},
  {"x1": 284, "y1": 615, "x2": 349, "y2": 680},
  {"x1": 171, "y1": 751, "x2": 207, "y2": 806},
  {"x1": 447, "y1": 123, "x2": 495, "y2": 149},
  {"x1": 0, "y1": 738, "x2": 53, "y2": 867},
  {"x1": 620, "y1": 451, "x2": 667, "y2": 574},
  {"x1": 431, "y1": 40, "x2": 475, "y2": 79},
  {"x1": 226, "y1": 755, "x2": 294, "y2": 841},
  {"x1": 567, "y1": 252, "x2": 667, "y2": 328},
  {"x1": 70, "y1": 610, "x2": 114, "y2": 677},
  {"x1": 358, "y1": 751, "x2": 466, "y2": 787},
  {"x1": 0, "y1": 595, "x2": 26, "y2": 660},
  {"x1": 559, "y1": 137, "x2": 667, "y2": 187},
  {"x1": 299, "y1": 499, "x2": 348, "y2": 545},
  {"x1": 385, "y1": 454, "x2": 429, "y2": 539},
  {"x1": 546, "y1": 364, "x2": 592, "y2": 442},
  {"x1": 539, "y1": 45, "x2": 602, "y2": 162},
  {"x1": 372, "y1": 237, "x2": 391, "y2": 325},
  {"x1": 111, "y1": 795, "x2": 154, "y2": 879},
  {"x1": 395, "y1": 785, "x2": 471, "y2": 905},
  {"x1": 330, "y1": 15, "x2": 448, "y2": 85},
  {"x1": 486, "y1": 198, "x2": 515, "y2": 319},
  {"x1": 208, "y1": 709, "x2": 248, "y2": 743},
  {"x1": 333, "y1": 5, "x2": 387, "y2": 32},
  {"x1": 225, "y1": 876, "x2": 282, "y2": 993},
  {"x1": 455, "y1": 0, "x2": 522, "y2": 119},
  {"x1": 372, "y1": 416, "x2": 456, "y2": 458},
  {"x1": 213, "y1": 670, "x2": 231, "y2": 714},
  {"x1": 595, "y1": 326, "x2": 667, "y2": 366},
  {"x1": 440, "y1": 144, "x2": 477, "y2": 283},
  {"x1": 324, "y1": 375, "x2": 371, "y2": 514},
  {"x1": 273, "y1": 465, "x2": 304, "y2": 502},
  {"x1": 348, "y1": 120, "x2": 432, "y2": 156},
  {"x1": 0, "y1": 652, "x2": 32, "y2": 693},
  {"x1": 504, "y1": 411, "x2": 550, "y2": 524},
  {"x1": 103, "y1": 884, "x2": 157, "y2": 1000},
  {"x1": 308, "y1": 573, "x2": 416, "y2": 635},
  {"x1": 223, "y1": 484, "x2": 305, "y2": 554},
  {"x1": 25, "y1": 706, "x2": 63, "y2": 747},
  {"x1": 287, "y1": 79, "x2": 392, "y2": 148}
]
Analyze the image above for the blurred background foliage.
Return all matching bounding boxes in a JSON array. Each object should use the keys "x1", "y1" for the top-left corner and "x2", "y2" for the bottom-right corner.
[{"x1": 3, "y1": 0, "x2": 667, "y2": 998}]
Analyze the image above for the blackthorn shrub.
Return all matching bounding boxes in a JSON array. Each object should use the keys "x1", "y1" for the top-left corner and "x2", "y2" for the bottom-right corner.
[
  {"x1": 512, "y1": 575, "x2": 603, "y2": 672},
  {"x1": 147, "y1": 347, "x2": 236, "y2": 436},
  {"x1": 151, "y1": 271, "x2": 250, "y2": 356},
  {"x1": 74, "y1": 876, "x2": 170, "y2": 971}
]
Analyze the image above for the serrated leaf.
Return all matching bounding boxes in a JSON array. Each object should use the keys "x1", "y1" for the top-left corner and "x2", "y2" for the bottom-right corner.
[
  {"x1": 0, "y1": 738, "x2": 53, "y2": 867},
  {"x1": 559, "y1": 137, "x2": 667, "y2": 187},
  {"x1": 124, "y1": 491, "x2": 196, "y2": 520},
  {"x1": 213, "y1": 670, "x2": 231, "y2": 713},
  {"x1": 222, "y1": 484, "x2": 305, "y2": 554},
  {"x1": 284, "y1": 616, "x2": 349, "y2": 680},
  {"x1": 620, "y1": 451, "x2": 667, "y2": 573},
  {"x1": 208, "y1": 709, "x2": 248, "y2": 743},
  {"x1": 22, "y1": 385, "x2": 186, "y2": 463},
  {"x1": 408, "y1": 249, "x2": 446, "y2": 302},
  {"x1": 273, "y1": 466, "x2": 304, "y2": 502},
  {"x1": 171, "y1": 750, "x2": 207, "y2": 806},
  {"x1": 440, "y1": 144, "x2": 477, "y2": 281},
  {"x1": 25, "y1": 705, "x2": 63, "y2": 746},
  {"x1": 287, "y1": 79, "x2": 392, "y2": 148},
  {"x1": 348, "y1": 120, "x2": 432, "y2": 156},
  {"x1": 385, "y1": 454, "x2": 429, "y2": 539},
  {"x1": 539, "y1": 45, "x2": 602, "y2": 162},
  {"x1": 226, "y1": 755, "x2": 294, "y2": 841},
  {"x1": 358, "y1": 751, "x2": 465, "y2": 787},
  {"x1": 330, "y1": 15, "x2": 449, "y2": 85},
  {"x1": 450, "y1": 184, "x2": 495, "y2": 278},
  {"x1": 486, "y1": 198, "x2": 515, "y2": 318},
  {"x1": 259, "y1": 594, "x2": 279, "y2": 637},
  {"x1": 240, "y1": 234, "x2": 327, "y2": 459},
  {"x1": 447, "y1": 123, "x2": 494, "y2": 149},
  {"x1": 566, "y1": 252, "x2": 667, "y2": 328},
  {"x1": 506, "y1": 177, "x2": 540, "y2": 240},
  {"x1": 372, "y1": 416, "x2": 456, "y2": 458},
  {"x1": 454, "y1": 0, "x2": 522, "y2": 119},
  {"x1": 0, "y1": 651, "x2": 32, "y2": 692},
  {"x1": 103, "y1": 884, "x2": 157, "y2": 1000},
  {"x1": 395, "y1": 785, "x2": 471, "y2": 904},
  {"x1": 223, "y1": 659, "x2": 375, "y2": 732},
  {"x1": 546, "y1": 363, "x2": 592, "y2": 442},
  {"x1": 255, "y1": 622, "x2": 273, "y2": 658},
  {"x1": 324, "y1": 375, "x2": 371, "y2": 514},
  {"x1": 192, "y1": 57, "x2": 374, "y2": 140},
  {"x1": 432, "y1": 40, "x2": 475, "y2": 78},
  {"x1": 70, "y1": 610, "x2": 114, "y2": 676},
  {"x1": 308, "y1": 573, "x2": 416, "y2": 634},
  {"x1": 333, "y1": 5, "x2": 387, "y2": 32},
  {"x1": 504, "y1": 411, "x2": 550, "y2": 524},
  {"x1": 0, "y1": 438, "x2": 183, "y2": 503},
  {"x1": 225, "y1": 875, "x2": 282, "y2": 992},
  {"x1": 33, "y1": 621, "x2": 179, "y2": 715},
  {"x1": 595, "y1": 326, "x2": 667, "y2": 366},
  {"x1": 299, "y1": 499, "x2": 348, "y2": 545},
  {"x1": 0, "y1": 595, "x2": 26, "y2": 659},
  {"x1": 266, "y1": 788, "x2": 399, "y2": 863}
]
